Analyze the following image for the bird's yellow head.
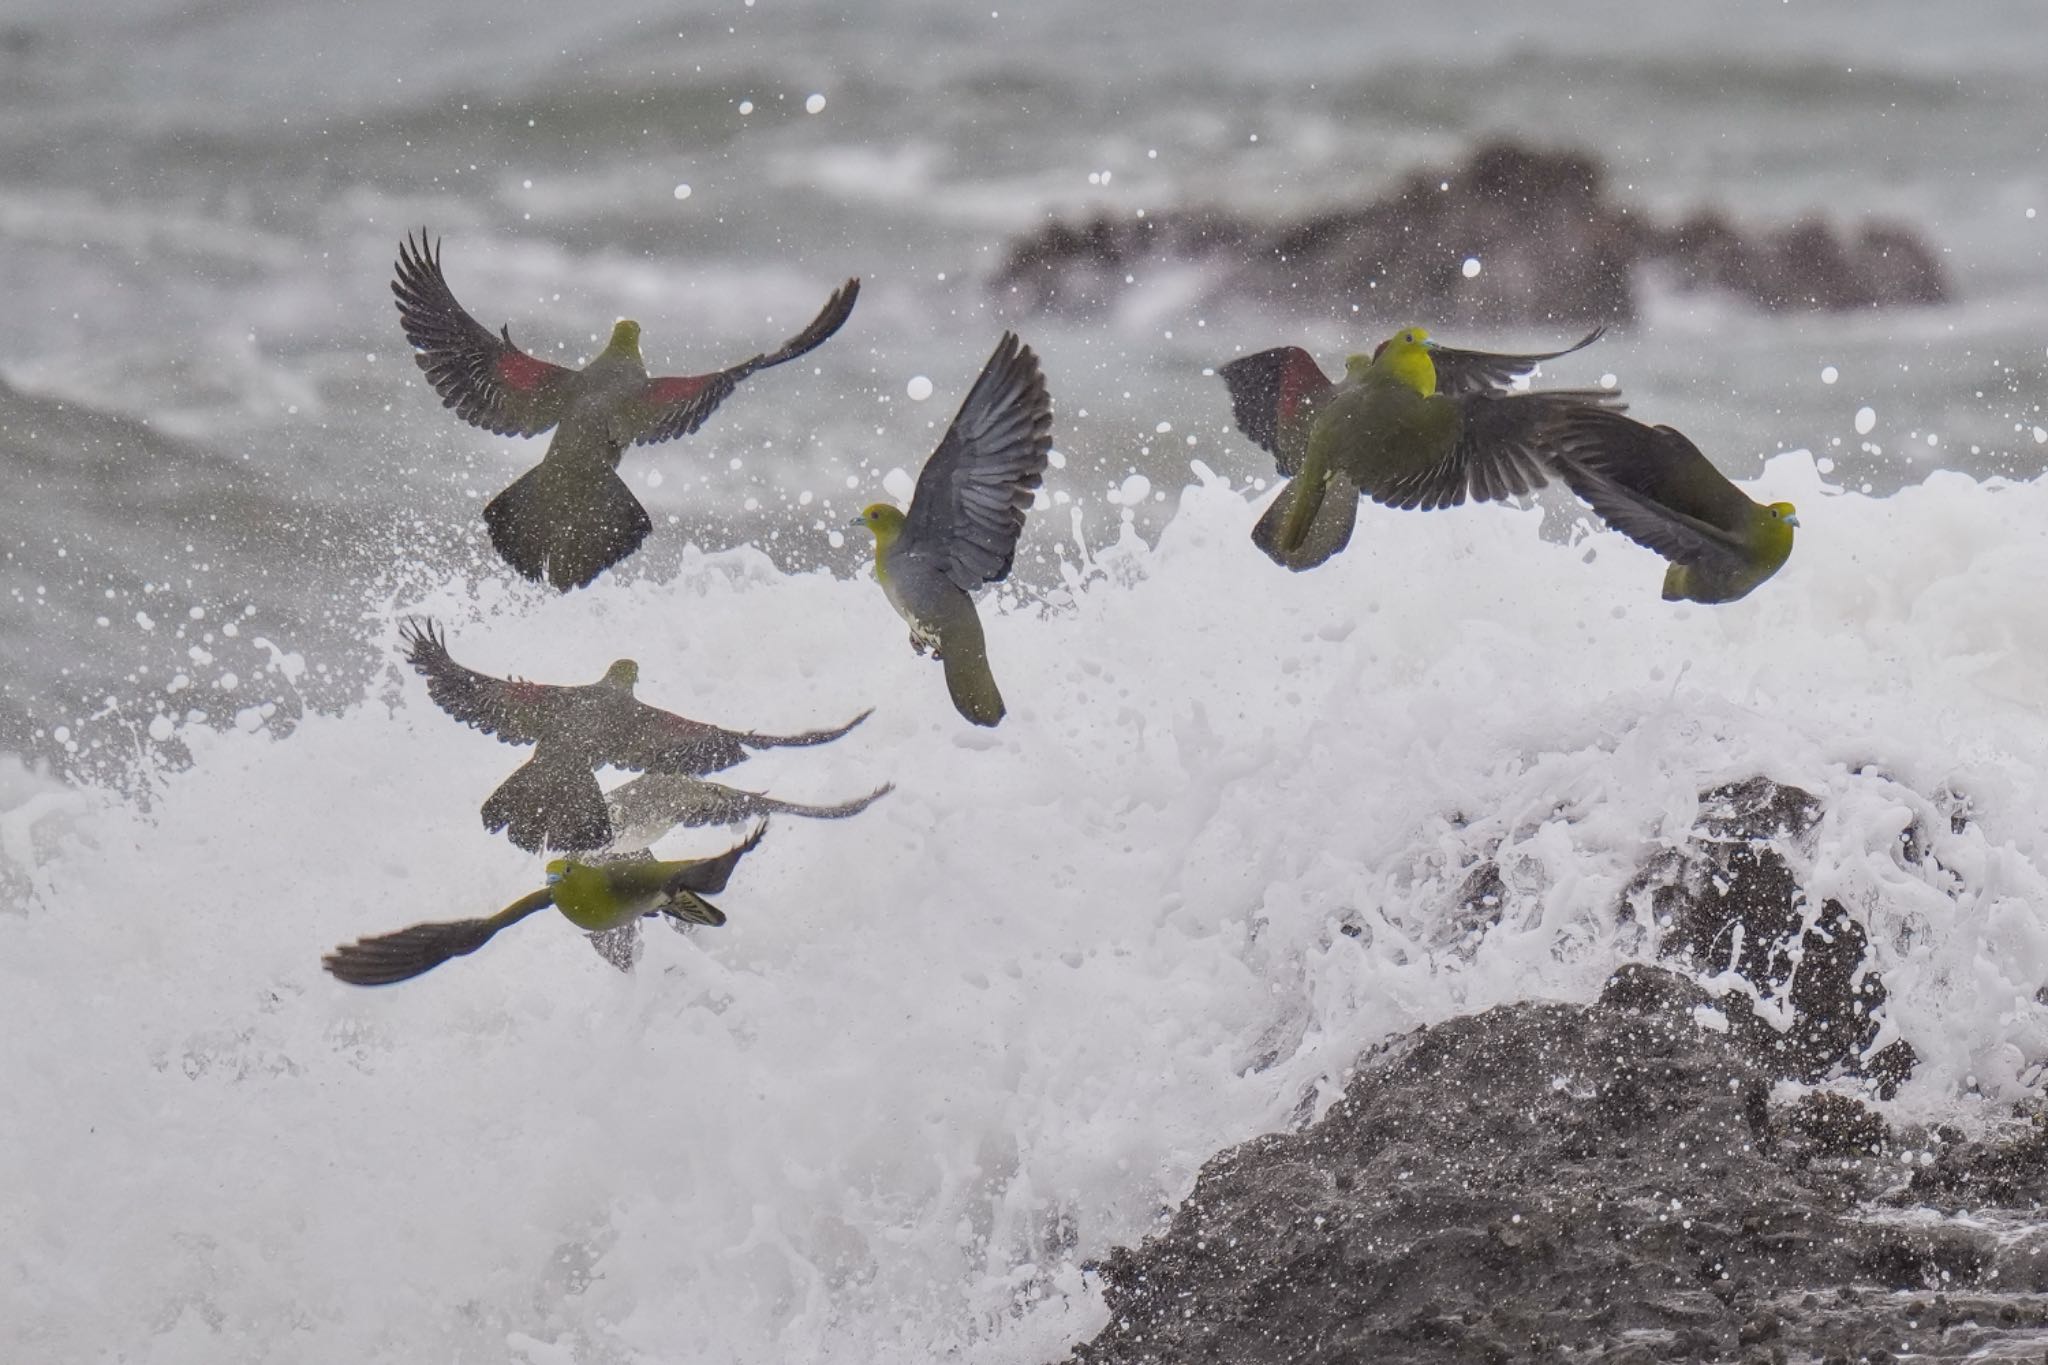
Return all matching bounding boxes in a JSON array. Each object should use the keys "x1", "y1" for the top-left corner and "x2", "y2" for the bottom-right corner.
[
  {"x1": 545, "y1": 858, "x2": 570, "y2": 884},
  {"x1": 601, "y1": 659, "x2": 639, "y2": 690},
  {"x1": 605, "y1": 319, "x2": 644, "y2": 358},
  {"x1": 1767, "y1": 501, "x2": 1800, "y2": 529},
  {"x1": 852, "y1": 503, "x2": 906, "y2": 548},
  {"x1": 1358, "y1": 325, "x2": 1437, "y2": 396}
]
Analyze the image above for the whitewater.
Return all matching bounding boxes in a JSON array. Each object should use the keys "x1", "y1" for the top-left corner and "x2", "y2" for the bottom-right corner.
[{"x1": 5, "y1": 452, "x2": 2045, "y2": 1362}]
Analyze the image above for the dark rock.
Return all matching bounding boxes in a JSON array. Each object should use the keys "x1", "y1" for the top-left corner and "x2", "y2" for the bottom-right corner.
[
  {"x1": 993, "y1": 141, "x2": 1946, "y2": 325},
  {"x1": 1628, "y1": 777, "x2": 1917, "y2": 1094},
  {"x1": 1059, "y1": 974, "x2": 2044, "y2": 1364}
]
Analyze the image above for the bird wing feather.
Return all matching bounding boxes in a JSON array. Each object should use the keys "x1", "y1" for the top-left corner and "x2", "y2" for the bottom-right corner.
[
  {"x1": 1217, "y1": 346, "x2": 1336, "y2": 476},
  {"x1": 585, "y1": 699, "x2": 752, "y2": 776},
  {"x1": 391, "y1": 231, "x2": 576, "y2": 437},
  {"x1": 1554, "y1": 463, "x2": 1751, "y2": 570},
  {"x1": 1427, "y1": 327, "x2": 1605, "y2": 399},
  {"x1": 625, "y1": 279, "x2": 860, "y2": 446},
  {"x1": 901, "y1": 331, "x2": 1054, "y2": 592},
  {"x1": 1369, "y1": 390, "x2": 1625, "y2": 511},
  {"x1": 1546, "y1": 409, "x2": 1762, "y2": 531},
  {"x1": 399, "y1": 618, "x2": 563, "y2": 746},
  {"x1": 662, "y1": 821, "x2": 769, "y2": 896}
]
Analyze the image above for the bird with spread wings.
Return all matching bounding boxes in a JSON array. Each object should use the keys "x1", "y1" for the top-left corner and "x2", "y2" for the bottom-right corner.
[
  {"x1": 398, "y1": 618, "x2": 870, "y2": 852},
  {"x1": 393, "y1": 231, "x2": 859, "y2": 589}
]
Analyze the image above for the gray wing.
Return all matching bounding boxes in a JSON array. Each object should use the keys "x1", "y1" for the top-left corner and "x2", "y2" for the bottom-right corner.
[
  {"x1": 1556, "y1": 463, "x2": 1753, "y2": 571},
  {"x1": 1428, "y1": 327, "x2": 1605, "y2": 399},
  {"x1": 900, "y1": 332, "x2": 1054, "y2": 592}
]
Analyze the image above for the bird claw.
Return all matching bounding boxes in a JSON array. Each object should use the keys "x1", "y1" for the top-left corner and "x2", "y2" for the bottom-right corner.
[{"x1": 909, "y1": 633, "x2": 930, "y2": 657}]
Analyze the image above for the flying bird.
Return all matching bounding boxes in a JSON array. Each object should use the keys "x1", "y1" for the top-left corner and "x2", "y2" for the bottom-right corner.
[
  {"x1": 322, "y1": 823, "x2": 768, "y2": 986},
  {"x1": 1544, "y1": 407, "x2": 1799, "y2": 603},
  {"x1": 1219, "y1": 325, "x2": 1619, "y2": 570},
  {"x1": 399, "y1": 618, "x2": 869, "y2": 852},
  {"x1": 393, "y1": 231, "x2": 859, "y2": 589},
  {"x1": 852, "y1": 332, "x2": 1052, "y2": 726}
]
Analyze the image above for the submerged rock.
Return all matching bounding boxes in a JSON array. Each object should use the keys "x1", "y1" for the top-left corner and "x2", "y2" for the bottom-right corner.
[
  {"x1": 993, "y1": 142, "x2": 1945, "y2": 325},
  {"x1": 1061, "y1": 967, "x2": 2048, "y2": 1364}
]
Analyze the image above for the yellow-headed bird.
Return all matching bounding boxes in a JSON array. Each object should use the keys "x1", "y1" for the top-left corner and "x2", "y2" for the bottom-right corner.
[
  {"x1": 400, "y1": 619, "x2": 868, "y2": 852},
  {"x1": 851, "y1": 333, "x2": 1053, "y2": 727},
  {"x1": 1219, "y1": 326, "x2": 1618, "y2": 570},
  {"x1": 393, "y1": 231, "x2": 858, "y2": 590},
  {"x1": 322, "y1": 823, "x2": 767, "y2": 986},
  {"x1": 1545, "y1": 407, "x2": 1798, "y2": 603}
]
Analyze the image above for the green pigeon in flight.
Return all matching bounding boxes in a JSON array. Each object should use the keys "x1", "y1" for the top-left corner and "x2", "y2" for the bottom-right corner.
[
  {"x1": 321, "y1": 822, "x2": 768, "y2": 986},
  {"x1": 399, "y1": 618, "x2": 868, "y2": 853},
  {"x1": 394, "y1": 231, "x2": 859, "y2": 590},
  {"x1": 851, "y1": 332, "x2": 1052, "y2": 727},
  {"x1": 1545, "y1": 407, "x2": 1799, "y2": 603},
  {"x1": 1219, "y1": 325, "x2": 1618, "y2": 570}
]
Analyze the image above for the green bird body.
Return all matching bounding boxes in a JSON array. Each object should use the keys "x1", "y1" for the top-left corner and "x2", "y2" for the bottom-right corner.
[
  {"x1": 400, "y1": 618, "x2": 869, "y2": 852},
  {"x1": 394, "y1": 231, "x2": 858, "y2": 590},
  {"x1": 1545, "y1": 407, "x2": 1798, "y2": 603},
  {"x1": 1220, "y1": 325, "x2": 1618, "y2": 571},
  {"x1": 321, "y1": 824, "x2": 767, "y2": 986},
  {"x1": 853, "y1": 332, "x2": 1053, "y2": 726}
]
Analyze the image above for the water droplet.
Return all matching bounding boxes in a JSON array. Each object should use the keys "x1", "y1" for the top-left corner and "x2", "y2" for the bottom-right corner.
[
  {"x1": 805, "y1": 93, "x2": 826, "y2": 114},
  {"x1": 1820, "y1": 365, "x2": 1838, "y2": 384},
  {"x1": 906, "y1": 375, "x2": 933, "y2": 401},
  {"x1": 1854, "y1": 406, "x2": 1876, "y2": 435},
  {"x1": 673, "y1": 184, "x2": 691, "y2": 200},
  {"x1": 1461, "y1": 257, "x2": 1481, "y2": 278}
]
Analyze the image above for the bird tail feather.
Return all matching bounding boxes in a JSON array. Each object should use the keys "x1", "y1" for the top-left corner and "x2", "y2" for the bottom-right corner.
[
  {"x1": 1252, "y1": 470, "x2": 1359, "y2": 572},
  {"x1": 482, "y1": 755, "x2": 612, "y2": 853},
  {"x1": 484, "y1": 457, "x2": 653, "y2": 592},
  {"x1": 937, "y1": 609, "x2": 1005, "y2": 726}
]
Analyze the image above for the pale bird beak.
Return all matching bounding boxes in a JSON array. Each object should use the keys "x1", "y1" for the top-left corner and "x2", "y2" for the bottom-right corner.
[
  {"x1": 1786, "y1": 513, "x2": 1802, "y2": 528},
  {"x1": 848, "y1": 515, "x2": 864, "y2": 527}
]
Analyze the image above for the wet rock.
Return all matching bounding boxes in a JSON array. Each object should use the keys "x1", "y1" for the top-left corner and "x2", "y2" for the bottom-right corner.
[
  {"x1": 1629, "y1": 776, "x2": 1917, "y2": 1095},
  {"x1": 993, "y1": 141, "x2": 1945, "y2": 325},
  {"x1": 1060, "y1": 972, "x2": 2047, "y2": 1365}
]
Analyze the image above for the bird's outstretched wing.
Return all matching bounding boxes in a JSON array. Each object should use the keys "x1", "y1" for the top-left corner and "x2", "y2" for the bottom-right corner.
[
  {"x1": 392, "y1": 231, "x2": 577, "y2": 437},
  {"x1": 1545, "y1": 408, "x2": 1761, "y2": 536},
  {"x1": 663, "y1": 821, "x2": 769, "y2": 896},
  {"x1": 1426, "y1": 327, "x2": 1605, "y2": 399},
  {"x1": 1367, "y1": 390, "x2": 1624, "y2": 512},
  {"x1": 626, "y1": 278, "x2": 861, "y2": 446},
  {"x1": 900, "y1": 332, "x2": 1055, "y2": 592},
  {"x1": 1217, "y1": 346, "x2": 1336, "y2": 476},
  {"x1": 606, "y1": 775, "x2": 892, "y2": 844},
  {"x1": 323, "y1": 888, "x2": 556, "y2": 986},
  {"x1": 399, "y1": 618, "x2": 562, "y2": 748},
  {"x1": 591, "y1": 705, "x2": 871, "y2": 777}
]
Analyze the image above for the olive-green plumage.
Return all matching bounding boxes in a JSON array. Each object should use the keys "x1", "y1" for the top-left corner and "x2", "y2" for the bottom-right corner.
[
  {"x1": 1219, "y1": 325, "x2": 1619, "y2": 571},
  {"x1": 321, "y1": 823, "x2": 768, "y2": 987},
  {"x1": 394, "y1": 231, "x2": 858, "y2": 590},
  {"x1": 1544, "y1": 407, "x2": 1799, "y2": 604},
  {"x1": 399, "y1": 618, "x2": 869, "y2": 853},
  {"x1": 853, "y1": 332, "x2": 1053, "y2": 727}
]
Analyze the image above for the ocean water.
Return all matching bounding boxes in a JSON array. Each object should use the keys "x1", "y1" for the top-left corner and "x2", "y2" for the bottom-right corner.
[{"x1": 3, "y1": 1, "x2": 2047, "y2": 1359}]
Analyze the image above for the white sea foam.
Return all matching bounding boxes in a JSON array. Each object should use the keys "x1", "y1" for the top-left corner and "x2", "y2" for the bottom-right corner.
[{"x1": 4, "y1": 456, "x2": 2046, "y2": 1361}]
